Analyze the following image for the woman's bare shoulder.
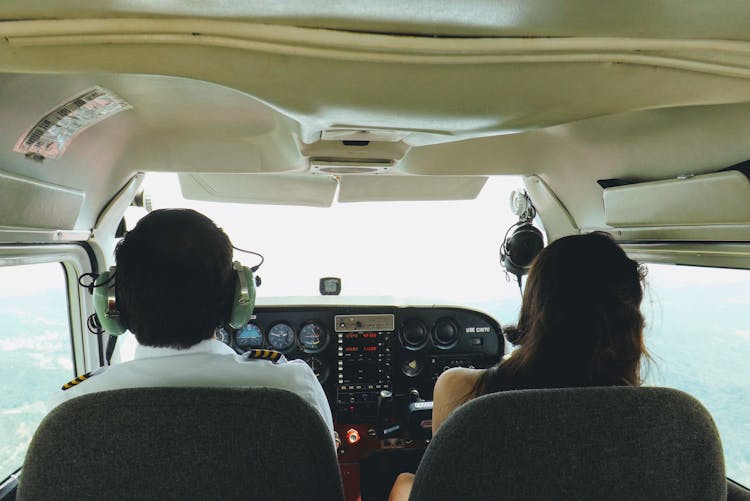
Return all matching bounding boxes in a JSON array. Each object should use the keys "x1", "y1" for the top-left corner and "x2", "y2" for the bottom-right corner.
[
  {"x1": 434, "y1": 367, "x2": 484, "y2": 396},
  {"x1": 432, "y1": 367, "x2": 485, "y2": 433}
]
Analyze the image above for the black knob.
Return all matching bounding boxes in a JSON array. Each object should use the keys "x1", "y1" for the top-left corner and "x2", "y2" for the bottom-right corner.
[
  {"x1": 433, "y1": 318, "x2": 459, "y2": 347},
  {"x1": 401, "y1": 319, "x2": 428, "y2": 348},
  {"x1": 409, "y1": 388, "x2": 421, "y2": 402}
]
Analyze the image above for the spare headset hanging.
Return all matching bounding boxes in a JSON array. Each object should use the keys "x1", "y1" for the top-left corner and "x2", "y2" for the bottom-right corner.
[{"x1": 499, "y1": 190, "x2": 545, "y2": 293}]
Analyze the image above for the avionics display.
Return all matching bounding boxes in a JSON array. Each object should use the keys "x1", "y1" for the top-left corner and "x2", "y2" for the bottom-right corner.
[
  {"x1": 338, "y1": 331, "x2": 390, "y2": 390},
  {"x1": 336, "y1": 315, "x2": 394, "y2": 422}
]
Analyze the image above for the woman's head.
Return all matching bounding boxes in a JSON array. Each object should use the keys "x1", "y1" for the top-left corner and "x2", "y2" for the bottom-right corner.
[{"x1": 507, "y1": 232, "x2": 647, "y2": 388}]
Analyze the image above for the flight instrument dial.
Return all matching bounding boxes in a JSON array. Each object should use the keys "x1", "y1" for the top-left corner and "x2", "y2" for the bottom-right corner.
[
  {"x1": 235, "y1": 323, "x2": 264, "y2": 351},
  {"x1": 268, "y1": 323, "x2": 296, "y2": 352},
  {"x1": 299, "y1": 322, "x2": 329, "y2": 353}
]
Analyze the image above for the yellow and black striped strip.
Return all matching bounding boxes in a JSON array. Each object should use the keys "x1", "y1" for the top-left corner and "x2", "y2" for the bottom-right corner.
[
  {"x1": 243, "y1": 349, "x2": 282, "y2": 363},
  {"x1": 61, "y1": 366, "x2": 105, "y2": 390},
  {"x1": 61, "y1": 371, "x2": 94, "y2": 390}
]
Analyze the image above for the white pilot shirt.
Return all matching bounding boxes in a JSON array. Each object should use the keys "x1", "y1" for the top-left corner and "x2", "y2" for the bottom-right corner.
[{"x1": 52, "y1": 338, "x2": 334, "y2": 436}]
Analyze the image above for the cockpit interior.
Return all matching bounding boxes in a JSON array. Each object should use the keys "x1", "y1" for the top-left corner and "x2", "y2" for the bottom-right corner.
[{"x1": 0, "y1": 1, "x2": 749, "y2": 500}]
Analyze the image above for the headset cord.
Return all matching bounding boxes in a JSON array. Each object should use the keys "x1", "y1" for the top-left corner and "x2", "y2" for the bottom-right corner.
[
  {"x1": 105, "y1": 336, "x2": 117, "y2": 365},
  {"x1": 86, "y1": 314, "x2": 106, "y2": 367},
  {"x1": 232, "y1": 245, "x2": 265, "y2": 272}
]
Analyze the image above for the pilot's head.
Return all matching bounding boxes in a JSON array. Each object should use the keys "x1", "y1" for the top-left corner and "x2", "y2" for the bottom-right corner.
[
  {"x1": 513, "y1": 231, "x2": 647, "y2": 387},
  {"x1": 114, "y1": 208, "x2": 235, "y2": 348}
]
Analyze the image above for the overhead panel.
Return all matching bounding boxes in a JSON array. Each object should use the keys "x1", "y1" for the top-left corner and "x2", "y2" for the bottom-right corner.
[{"x1": 178, "y1": 173, "x2": 338, "y2": 207}]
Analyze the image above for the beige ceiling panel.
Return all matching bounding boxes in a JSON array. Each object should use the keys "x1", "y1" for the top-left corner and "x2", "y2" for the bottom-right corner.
[
  {"x1": 0, "y1": 72, "x2": 304, "y2": 229},
  {"x1": 337, "y1": 175, "x2": 487, "y2": 203},
  {"x1": 5, "y1": 21, "x2": 750, "y2": 139},
  {"x1": 2, "y1": 1, "x2": 750, "y2": 40},
  {"x1": 402, "y1": 104, "x2": 750, "y2": 177},
  {"x1": 402, "y1": 103, "x2": 750, "y2": 234},
  {"x1": 178, "y1": 173, "x2": 337, "y2": 207},
  {"x1": 0, "y1": 169, "x2": 84, "y2": 229}
]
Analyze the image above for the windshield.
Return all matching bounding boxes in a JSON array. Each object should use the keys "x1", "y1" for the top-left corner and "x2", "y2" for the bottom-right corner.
[
  {"x1": 126, "y1": 173, "x2": 525, "y2": 323},
  {"x1": 123, "y1": 174, "x2": 750, "y2": 486}
]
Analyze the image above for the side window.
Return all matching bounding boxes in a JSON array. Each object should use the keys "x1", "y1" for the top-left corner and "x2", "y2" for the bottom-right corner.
[
  {"x1": 0, "y1": 263, "x2": 72, "y2": 482},
  {"x1": 643, "y1": 264, "x2": 750, "y2": 487}
]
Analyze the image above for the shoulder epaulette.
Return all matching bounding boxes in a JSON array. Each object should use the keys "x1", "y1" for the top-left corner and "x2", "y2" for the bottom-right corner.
[
  {"x1": 61, "y1": 366, "x2": 106, "y2": 390},
  {"x1": 242, "y1": 349, "x2": 282, "y2": 363}
]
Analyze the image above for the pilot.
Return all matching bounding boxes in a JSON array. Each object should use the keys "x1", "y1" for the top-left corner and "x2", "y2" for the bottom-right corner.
[{"x1": 52, "y1": 208, "x2": 333, "y2": 436}]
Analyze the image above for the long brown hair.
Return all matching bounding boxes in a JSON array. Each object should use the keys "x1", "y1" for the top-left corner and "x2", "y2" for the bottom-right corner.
[{"x1": 475, "y1": 232, "x2": 648, "y2": 396}]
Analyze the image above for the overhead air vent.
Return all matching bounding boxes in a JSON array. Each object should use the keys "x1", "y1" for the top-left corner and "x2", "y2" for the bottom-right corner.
[
  {"x1": 310, "y1": 159, "x2": 393, "y2": 175},
  {"x1": 321, "y1": 129, "x2": 410, "y2": 143}
]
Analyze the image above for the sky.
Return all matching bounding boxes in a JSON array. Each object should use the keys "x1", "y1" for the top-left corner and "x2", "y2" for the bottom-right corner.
[{"x1": 0, "y1": 264, "x2": 65, "y2": 297}]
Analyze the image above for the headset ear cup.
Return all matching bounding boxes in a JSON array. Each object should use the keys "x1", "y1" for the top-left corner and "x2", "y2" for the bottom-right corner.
[
  {"x1": 92, "y1": 269, "x2": 128, "y2": 336},
  {"x1": 228, "y1": 264, "x2": 256, "y2": 330},
  {"x1": 501, "y1": 223, "x2": 545, "y2": 277},
  {"x1": 500, "y1": 237, "x2": 523, "y2": 277}
]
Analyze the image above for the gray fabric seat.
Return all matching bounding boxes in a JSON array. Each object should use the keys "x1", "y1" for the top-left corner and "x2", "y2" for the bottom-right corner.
[
  {"x1": 17, "y1": 387, "x2": 343, "y2": 501},
  {"x1": 728, "y1": 479, "x2": 750, "y2": 501},
  {"x1": 410, "y1": 386, "x2": 726, "y2": 501}
]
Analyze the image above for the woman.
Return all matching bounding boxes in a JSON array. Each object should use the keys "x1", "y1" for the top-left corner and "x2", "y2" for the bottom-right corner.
[{"x1": 389, "y1": 232, "x2": 649, "y2": 500}]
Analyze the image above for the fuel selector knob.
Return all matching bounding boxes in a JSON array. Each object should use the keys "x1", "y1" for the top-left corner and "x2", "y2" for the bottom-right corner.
[
  {"x1": 401, "y1": 319, "x2": 428, "y2": 349},
  {"x1": 346, "y1": 428, "x2": 361, "y2": 445},
  {"x1": 433, "y1": 318, "x2": 459, "y2": 348}
]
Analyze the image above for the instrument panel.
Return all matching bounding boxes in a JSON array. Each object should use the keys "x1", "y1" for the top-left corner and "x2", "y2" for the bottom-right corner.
[{"x1": 215, "y1": 305, "x2": 504, "y2": 422}]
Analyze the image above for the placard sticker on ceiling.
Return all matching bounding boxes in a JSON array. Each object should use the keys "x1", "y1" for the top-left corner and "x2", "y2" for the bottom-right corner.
[{"x1": 13, "y1": 86, "x2": 132, "y2": 160}]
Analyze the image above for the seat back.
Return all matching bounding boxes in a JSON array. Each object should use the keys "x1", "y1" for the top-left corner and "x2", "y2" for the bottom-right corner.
[
  {"x1": 18, "y1": 387, "x2": 343, "y2": 501},
  {"x1": 410, "y1": 386, "x2": 726, "y2": 501}
]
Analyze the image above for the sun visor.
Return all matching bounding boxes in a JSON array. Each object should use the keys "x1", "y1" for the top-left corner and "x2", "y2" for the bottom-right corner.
[
  {"x1": 178, "y1": 173, "x2": 337, "y2": 207},
  {"x1": 338, "y1": 175, "x2": 487, "y2": 203},
  {"x1": 0, "y1": 170, "x2": 84, "y2": 230},
  {"x1": 603, "y1": 170, "x2": 750, "y2": 227}
]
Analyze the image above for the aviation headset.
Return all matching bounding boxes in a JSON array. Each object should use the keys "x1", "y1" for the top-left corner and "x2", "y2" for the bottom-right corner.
[
  {"x1": 498, "y1": 191, "x2": 544, "y2": 346},
  {"x1": 91, "y1": 261, "x2": 257, "y2": 336},
  {"x1": 499, "y1": 190, "x2": 545, "y2": 283}
]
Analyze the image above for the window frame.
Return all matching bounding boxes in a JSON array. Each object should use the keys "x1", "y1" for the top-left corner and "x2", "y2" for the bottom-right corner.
[
  {"x1": 0, "y1": 244, "x2": 97, "y2": 376},
  {"x1": 622, "y1": 242, "x2": 750, "y2": 270},
  {"x1": 0, "y1": 243, "x2": 97, "y2": 494}
]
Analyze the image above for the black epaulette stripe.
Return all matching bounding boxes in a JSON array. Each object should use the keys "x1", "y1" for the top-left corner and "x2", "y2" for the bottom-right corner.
[
  {"x1": 245, "y1": 349, "x2": 282, "y2": 363},
  {"x1": 61, "y1": 371, "x2": 93, "y2": 391}
]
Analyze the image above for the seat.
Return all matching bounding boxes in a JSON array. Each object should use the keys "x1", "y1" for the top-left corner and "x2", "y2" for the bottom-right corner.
[
  {"x1": 410, "y1": 386, "x2": 726, "y2": 501},
  {"x1": 17, "y1": 387, "x2": 343, "y2": 501}
]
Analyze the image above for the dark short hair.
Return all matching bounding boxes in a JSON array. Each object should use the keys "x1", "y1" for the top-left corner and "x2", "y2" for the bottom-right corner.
[{"x1": 114, "y1": 209, "x2": 234, "y2": 348}]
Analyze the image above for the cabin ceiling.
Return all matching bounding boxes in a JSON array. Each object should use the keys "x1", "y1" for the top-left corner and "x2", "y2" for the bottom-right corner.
[
  {"x1": 0, "y1": 2, "x2": 750, "y2": 240},
  {"x1": 2, "y1": 0, "x2": 750, "y2": 39}
]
